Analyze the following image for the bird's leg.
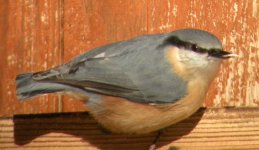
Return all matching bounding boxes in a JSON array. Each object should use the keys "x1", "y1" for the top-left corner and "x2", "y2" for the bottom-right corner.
[
  {"x1": 149, "y1": 130, "x2": 163, "y2": 150},
  {"x1": 97, "y1": 124, "x2": 112, "y2": 134}
]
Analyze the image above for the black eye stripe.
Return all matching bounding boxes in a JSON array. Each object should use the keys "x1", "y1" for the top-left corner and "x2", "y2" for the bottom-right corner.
[
  {"x1": 191, "y1": 45, "x2": 207, "y2": 53},
  {"x1": 161, "y1": 36, "x2": 222, "y2": 55}
]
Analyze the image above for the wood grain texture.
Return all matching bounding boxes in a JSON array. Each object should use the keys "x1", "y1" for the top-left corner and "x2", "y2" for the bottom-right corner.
[
  {"x1": 147, "y1": 0, "x2": 259, "y2": 107},
  {"x1": 0, "y1": 0, "x2": 8, "y2": 114},
  {"x1": 1, "y1": 108, "x2": 259, "y2": 149},
  {"x1": 62, "y1": 0, "x2": 148, "y2": 112},
  {"x1": 61, "y1": 0, "x2": 258, "y2": 111},
  {"x1": 0, "y1": 0, "x2": 64, "y2": 116},
  {"x1": 0, "y1": 0, "x2": 258, "y2": 116}
]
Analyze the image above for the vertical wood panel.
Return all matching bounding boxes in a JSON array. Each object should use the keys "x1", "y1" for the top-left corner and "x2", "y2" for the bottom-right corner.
[
  {"x1": 148, "y1": 0, "x2": 258, "y2": 107},
  {"x1": 62, "y1": 0, "x2": 148, "y2": 112},
  {"x1": 0, "y1": 0, "x2": 8, "y2": 111},
  {"x1": 0, "y1": 0, "x2": 64, "y2": 116}
]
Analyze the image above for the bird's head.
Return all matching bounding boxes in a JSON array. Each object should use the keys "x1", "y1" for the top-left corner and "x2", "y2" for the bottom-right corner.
[{"x1": 163, "y1": 29, "x2": 237, "y2": 80}]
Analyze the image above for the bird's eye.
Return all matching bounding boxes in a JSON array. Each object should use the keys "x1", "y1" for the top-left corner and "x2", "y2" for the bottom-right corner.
[
  {"x1": 192, "y1": 45, "x2": 198, "y2": 51},
  {"x1": 191, "y1": 45, "x2": 200, "y2": 52},
  {"x1": 191, "y1": 45, "x2": 207, "y2": 53}
]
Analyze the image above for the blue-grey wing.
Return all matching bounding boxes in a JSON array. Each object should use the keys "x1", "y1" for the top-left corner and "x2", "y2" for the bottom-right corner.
[{"x1": 34, "y1": 34, "x2": 187, "y2": 103}]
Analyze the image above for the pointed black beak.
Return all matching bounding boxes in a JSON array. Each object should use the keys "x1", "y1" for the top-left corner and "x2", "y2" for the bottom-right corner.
[{"x1": 208, "y1": 50, "x2": 238, "y2": 59}]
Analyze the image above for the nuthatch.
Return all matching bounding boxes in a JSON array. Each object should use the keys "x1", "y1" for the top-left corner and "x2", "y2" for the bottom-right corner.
[{"x1": 16, "y1": 29, "x2": 237, "y2": 134}]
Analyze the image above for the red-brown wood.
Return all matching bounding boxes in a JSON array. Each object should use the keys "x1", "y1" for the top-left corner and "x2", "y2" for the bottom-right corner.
[
  {"x1": 147, "y1": 0, "x2": 258, "y2": 107},
  {"x1": 61, "y1": 0, "x2": 148, "y2": 112},
  {"x1": 0, "y1": 0, "x2": 64, "y2": 116},
  {"x1": 0, "y1": 0, "x2": 8, "y2": 113}
]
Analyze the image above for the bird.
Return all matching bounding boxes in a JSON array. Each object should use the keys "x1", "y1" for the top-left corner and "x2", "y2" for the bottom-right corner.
[{"x1": 16, "y1": 28, "x2": 237, "y2": 134}]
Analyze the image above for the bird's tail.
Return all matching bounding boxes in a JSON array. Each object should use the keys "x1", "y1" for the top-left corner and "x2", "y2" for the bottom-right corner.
[{"x1": 16, "y1": 73, "x2": 66, "y2": 100}]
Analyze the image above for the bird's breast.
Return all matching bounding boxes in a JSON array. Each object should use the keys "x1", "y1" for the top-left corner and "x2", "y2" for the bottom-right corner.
[{"x1": 86, "y1": 77, "x2": 208, "y2": 134}]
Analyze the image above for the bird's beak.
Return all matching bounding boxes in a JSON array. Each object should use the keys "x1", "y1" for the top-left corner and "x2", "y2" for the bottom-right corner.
[
  {"x1": 221, "y1": 51, "x2": 238, "y2": 59},
  {"x1": 209, "y1": 50, "x2": 238, "y2": 59}
]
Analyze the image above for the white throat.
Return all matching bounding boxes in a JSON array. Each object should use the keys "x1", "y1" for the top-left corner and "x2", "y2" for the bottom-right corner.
[{"x1": 176, "y1": 47, "x2": 222, "y2": 81}]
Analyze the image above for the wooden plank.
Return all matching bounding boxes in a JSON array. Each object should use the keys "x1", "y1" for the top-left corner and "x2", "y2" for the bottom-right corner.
[
  {"x1": 0, "y1": 0, "x2": 9, "y2": 115},
  {"x1": 1, "y1": 0, "x2": 258, "y2": 116},
  {"x1": 61, "y1": 0, "x2": 148, "y2": 112},
  {"x1": 148, "y1": 0, "x2": 259, "y2": 107},
  {"x1": 1, "y1": 108, "x2": 259, "y2": 149},
  {"x1": 0, "y1": 0, "x2": 64, "y2": 116}
]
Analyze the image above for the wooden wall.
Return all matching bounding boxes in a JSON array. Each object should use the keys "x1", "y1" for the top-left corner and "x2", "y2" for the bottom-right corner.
[{"x1": 1, "y1": 0, "x2": 258, "y2": 116}]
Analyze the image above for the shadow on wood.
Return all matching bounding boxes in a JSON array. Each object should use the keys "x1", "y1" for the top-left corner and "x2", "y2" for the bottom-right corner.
[{"x1": 13, "y1": 108, "x2": 206, "y2": 149}]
